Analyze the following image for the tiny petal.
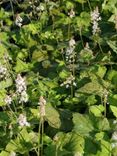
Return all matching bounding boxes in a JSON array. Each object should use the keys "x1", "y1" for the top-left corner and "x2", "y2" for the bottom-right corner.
[
  {"x1": 18, "y1": 114, "x2": 30, "y2": 127},
  {"x1": 5, "y1": 95, "x2": 12, "y2": 105}
]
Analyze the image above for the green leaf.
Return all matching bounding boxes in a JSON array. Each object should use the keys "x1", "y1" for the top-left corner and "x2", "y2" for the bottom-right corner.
[
  {"x1": 108, "y1": 94, "x2": 117, "y2": 106},
  {"x1": 32, "y1": 50, "x2": 48, "y2": 62},
  {"x1": 0, "y1": 90, "x2": 6, "y2": 106},
  {"x1": 89, "y1": 105, "x2": 104, "y2": 117},
  {"x1": 86, "y1": 95, "x2": 97, "y2": 106},
  {"x1": 75, "y1": 0, "x2": 86, "y2": 3},
  {"x1": 73, "y1": 113, "x2": 94, "y2": 136},
  {"x1": 59, "y1": 70, "x2": 69, "y2": 79},
  {"x1": 93, "y1": 65, "x2": 107, "y2": 78},
  {"x1": 64, "y1": 132, "x2": 84, "y2": 155},
  {"x1": 96, "y1": 140, "x2": 111, "y2": 156},
  {"x1": 110, "y1": 105, "x2": 117, "y2": 118},
  {"x1": 77, "y1": 81, "x2": 103, "y2": 95},
  {"x1": 106, "y1": 70, "x2": 117, "y2": 85},
  {"x1": 0, "y1": 78, "x2": 13, "y2": 90},
  {"x1": 45, "y1": 104, "x2": 73, "y2": 131},
  {"x1": 6, "y1": 140, "x2": 17, "y2": 152},
  {"x1": 14, "y1": 59, "x2": 30, "y2": 73},
  {"x1": 0, "y1": 151, "x2": 9, "y2": 156},
  {"x1": 97, "y1": 118, "x2": 110, "y2": 131},
  {"x1": 107, "y1": 35, "x2": 117, "y2": 53}
]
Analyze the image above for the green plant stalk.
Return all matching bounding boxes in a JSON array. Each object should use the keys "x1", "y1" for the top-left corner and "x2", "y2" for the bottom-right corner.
[
  {"x1": 104, "y1": 97, "x2": 107, "y2": 117},
  {"x1": 71, "y1": 54, "x2": 75, "y2": 98},
  {"x1": 7, "y1": 104, "x2": 17, "y2": 119},
  {"x1": 9, "y1": 0, "x2": 15, "y2": 19},
  {"x1": 38, "y1": 116, "x2": 44, "y2": 156},
  {"x1": 55, "y1": 145, "x2": 58, "y2": 156},
  {"x1": 87, "y1": 0, "x2": 92, "y2": 11},
  {"x1": 79, "y1": 27, "x2": 84, "y2": 48},
  {"x1": 68, "y1": 19, "x2": 71, "y2": 39},
  {"x1": 38, "y1": 118, "x2": 42, "y2": 156},
  {"x1": 98, "y1": 43, "x2": 104, "y2": 53},
  {"x1": 41, "y1": 117, "x2": 44, "y2": 156}
]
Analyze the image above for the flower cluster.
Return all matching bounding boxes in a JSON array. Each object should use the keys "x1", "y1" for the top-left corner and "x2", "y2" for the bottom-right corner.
[
  {"x1": 15, "y1": 74, "x2": 28, "y2": 103},
  {"x1": 103, "y1": 89, "x2": 109, "y2": 105},
  {"x1": 65, "y1": 38, "x2": 76, "y2": 64},
  {"x1": 38, "y1": 96, "x2": 46, "y2": 117},
  {"x1": 60, "y1": 75, "x2": 76, "y2": 88},
  {"x1": 4, "y1": 95, "x2": 12, "y2": 105},
  {"x1": 91, "y1": 7, "x2": 101, "y2": 35},
  {"x1": 29, "y1": 1, "x2": 45, "y2": 13},
  {"x1": 15, "y1": 14, "x2": 23, "y2": 27},
  {"x1": 18, "y1": 114, "x2": 30, "y2": 127},
  {"x1": 0, "y1": 65, "x2": 7, "y2": 79},
  {"x1": 68, "y1": 8, "x2": 75, "y2": 18}
]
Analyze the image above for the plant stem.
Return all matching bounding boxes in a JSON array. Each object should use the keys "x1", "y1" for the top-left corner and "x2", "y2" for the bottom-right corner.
[
  {"x1": 79, "y1": 27, "x2": 84, "y2": 48},
  {"x1": 38, "y1": 119, "x2": 42, "y2": 156},
  {"x1": 87, "y1": 0, "x2": 92, "y2": 11},
  {"x1": 9, "y1": 0, "x2": 15, "y2": 19}
]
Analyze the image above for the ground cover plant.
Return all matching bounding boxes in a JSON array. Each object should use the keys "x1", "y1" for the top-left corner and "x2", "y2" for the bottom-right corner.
[{"x1": 0, "y1": 0, "x2": 117, "y2": 155}]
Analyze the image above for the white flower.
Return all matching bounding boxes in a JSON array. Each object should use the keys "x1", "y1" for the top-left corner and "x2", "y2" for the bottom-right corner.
[
  {"x1": 19, "y1": 91, "x2": 28, "y2": 103},
  {"x1": 91, "y1": 7, "x2": 101, "y2": 35},
  {"x1": 92, "y1": 21, "x2": 100, "y2": 34},
  {"x1": 0, "y1": 65, "x2": 7, "y2": 79},
  {"x1": 9, "y1": 151, "x2": 16, "y2": 156},
  {"x1": 66, "y1": 47, "x2": 74, "y2": 56},
  {"x1": 18, "y1": 114, "x2": 30, "y2": 127},
  {"x1": 60, "y1": 75, "x2": 76, "y2": 88},
  {"x1": 65, "y1": 38, "x2": 76, "y2": 64},
  {"x1": 15, "y1": 14, "x2": 23, "y2": 27},
  {"x1": 15, "y1": 74, "x2": 26, "y2": 93},
  {"x1": 112, "y1": 131, "x2": 117, "y2": 141},
  {"x1": 113, "y1": 120, "x2": 117, "y2": 124},
  {"x1": 5, "y1": 95, "x2": 12, "y2": 105},
  {"x1": 73, "y1": 82, "x2": 77, "y2": 86},
  {"x1": 39, "y1": 96, "x2": 46, "y2": 117},
  {"x1": 15, "y1": 74, "x2": 28, "y2": 103},
  {"x1": 69, "y1": 38, "x2": 76, "y2": 47},
  {"x1": 111, "y1": 142, "x2": 117, "y2": 149},
  {"x1": 68, "y1": 9, "x2": 75, "y2": 18},
  {"x1": 91, "y1": 7, "x2": 101, "y2": 22}
]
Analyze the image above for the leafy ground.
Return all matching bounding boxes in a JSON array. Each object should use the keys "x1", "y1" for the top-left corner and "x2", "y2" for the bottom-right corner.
[{"x1": 0, "y1": 0, "x2": 117, "y2": 156}]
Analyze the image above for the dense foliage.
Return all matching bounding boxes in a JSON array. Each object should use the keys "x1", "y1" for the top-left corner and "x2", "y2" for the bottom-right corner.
[{"x1": 0, "y1": 0, "x2": 117, "y2": 155}]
